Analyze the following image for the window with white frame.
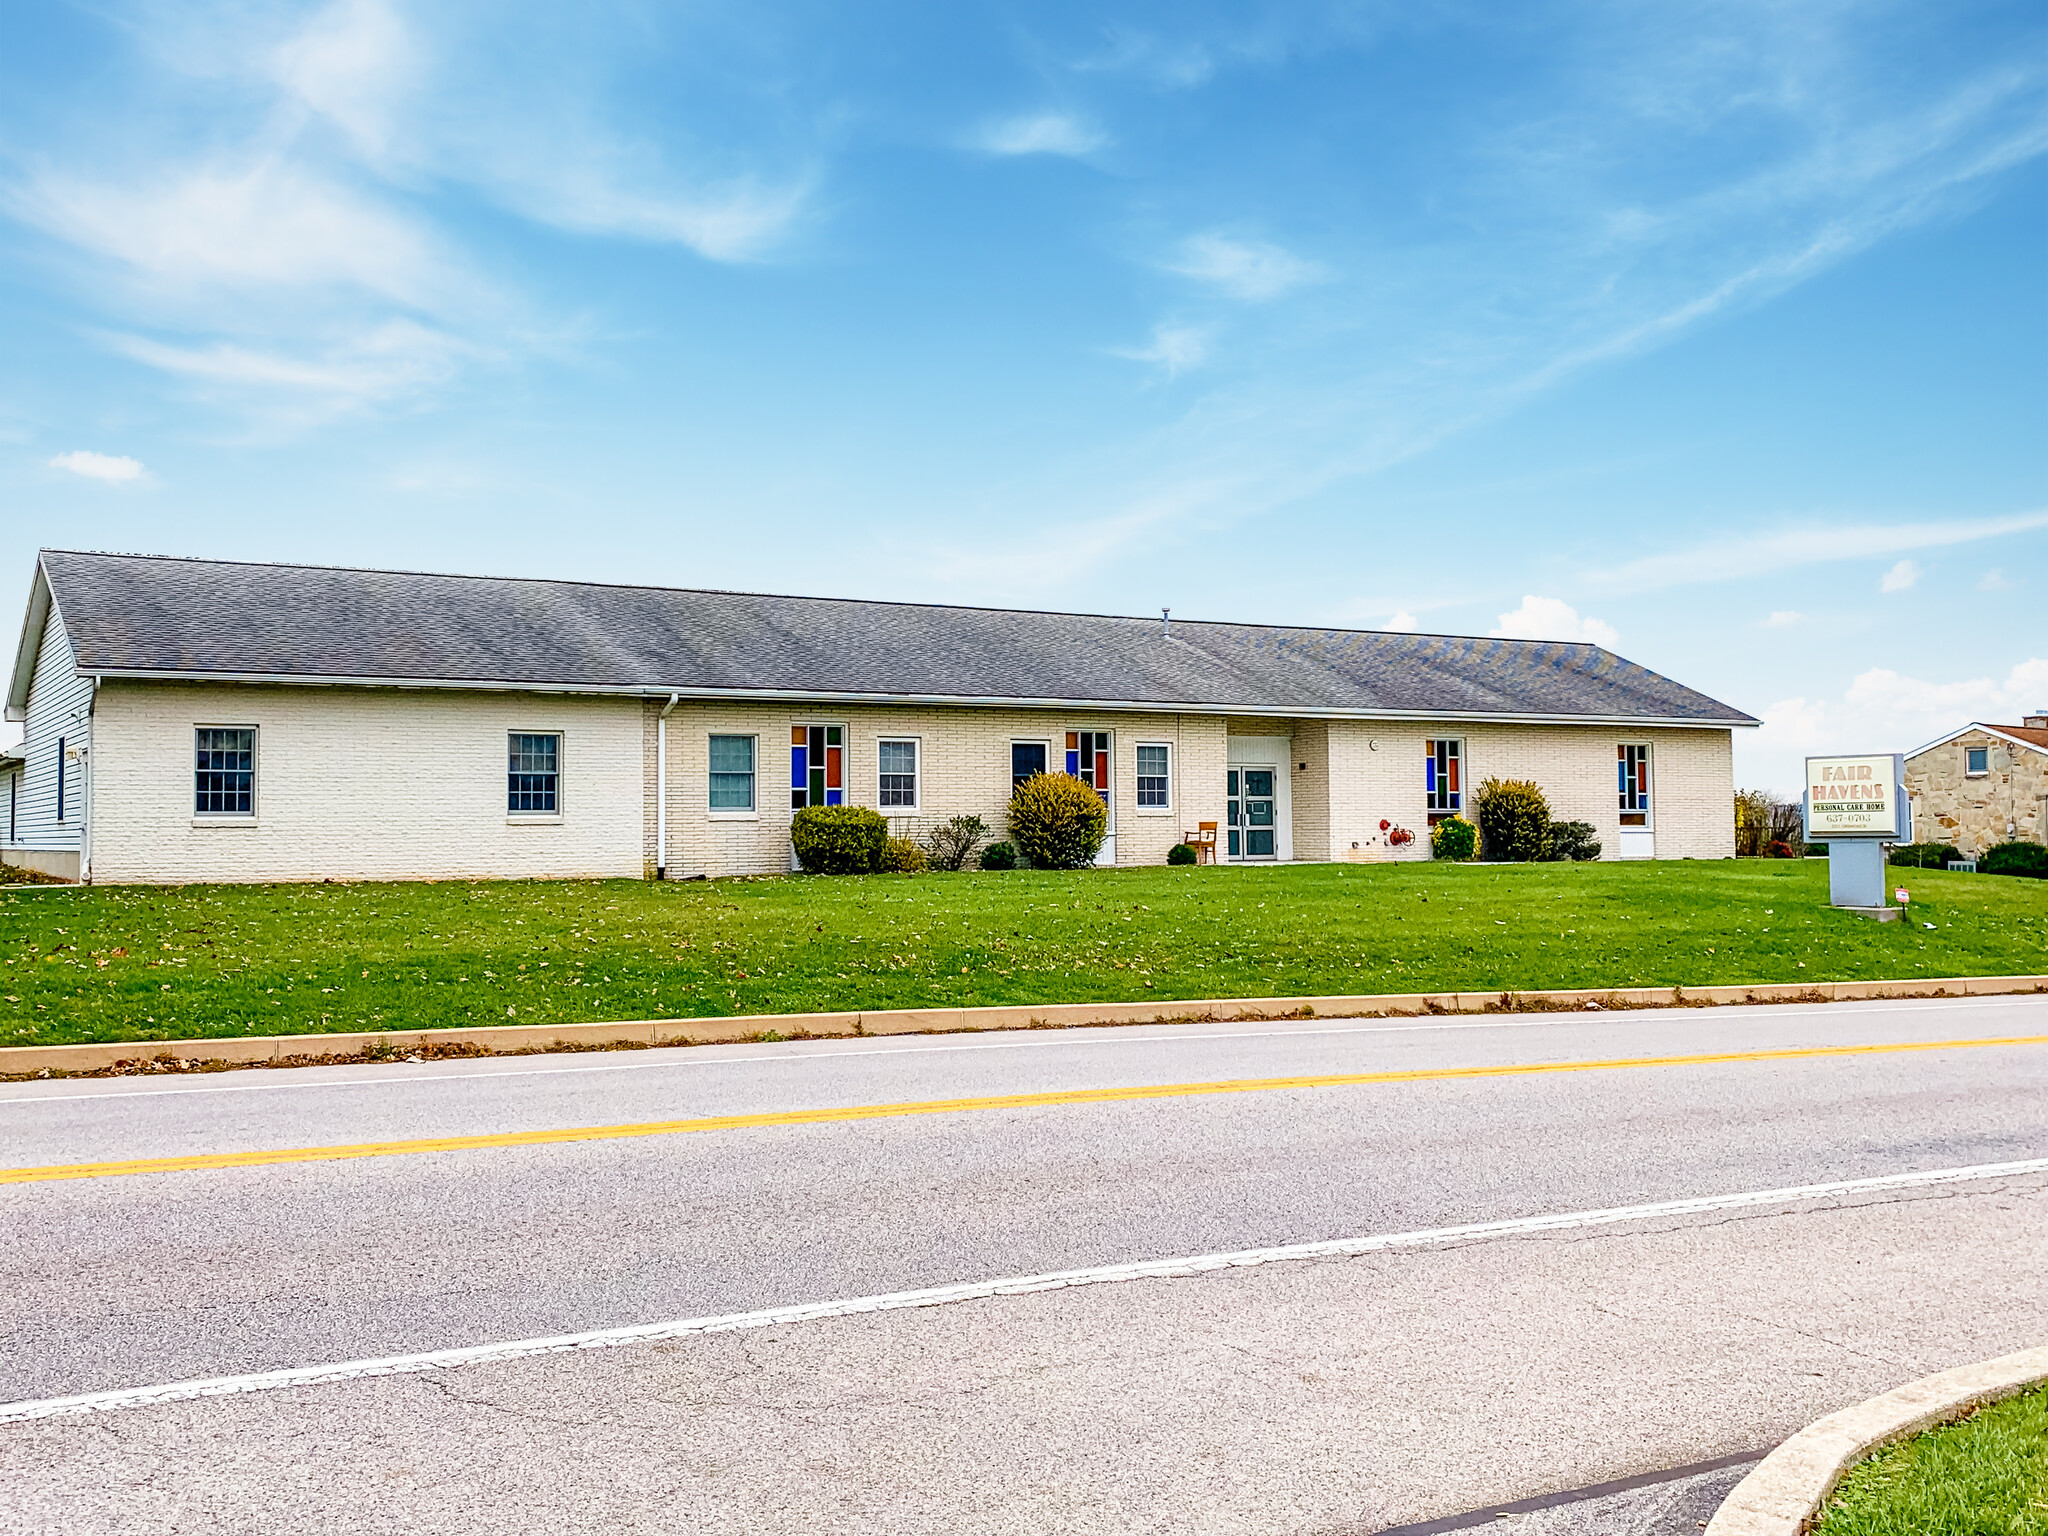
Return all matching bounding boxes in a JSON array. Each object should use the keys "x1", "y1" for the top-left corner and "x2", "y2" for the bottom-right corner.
[
  {"x1": 1136, "y1": 743, "x2": 1170, "y2": 808},
  {"x1": 1965, "y1": 746, "x2": 1990, "y2": 776},
  {"x1": 195, "y1": 728, "x2": 255, "y2": 816},
  {"x1": 1618, "y1": 743, "x2": 1651, "y2": 825},
  {"x1": 1010, "y1": 740, "x2": 1048, "y2": 790},
  {"x1": 878, "y1": 738, "x2": 919, "y2": 808},
  {"x1": 508, "y1": 733, "x2": 560, "y2": 814},
  {"x1": 709, "y1": 734, "x2": 756, "y2": 811}
]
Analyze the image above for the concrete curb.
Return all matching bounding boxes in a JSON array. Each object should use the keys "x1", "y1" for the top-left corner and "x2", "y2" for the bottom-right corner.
[
  {"x1": 2, "y1": 974, "x2": 2041, "y2": 1078},
  {"x1": 1706, "y1": 1344, "x2": 2048, "y2": 1534}
]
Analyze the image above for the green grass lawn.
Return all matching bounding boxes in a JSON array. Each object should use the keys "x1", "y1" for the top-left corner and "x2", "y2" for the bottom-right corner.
[
  {"x1": 0, "y1": 860, "x2": 2041, "y2": 1048},
  {"x1": 1815, "y1": 1384, "x2": 2048, "y2": 1536}
]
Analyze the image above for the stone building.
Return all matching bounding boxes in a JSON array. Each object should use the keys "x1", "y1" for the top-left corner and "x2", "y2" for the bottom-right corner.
[{"x1": 1905, "y1": 716, "x2": 2048, "y2": 856}]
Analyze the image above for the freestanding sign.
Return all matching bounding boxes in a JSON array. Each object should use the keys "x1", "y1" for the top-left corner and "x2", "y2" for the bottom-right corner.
[{"x1": 1804, "y1": 754, "x2": 1910, "y2": 911}]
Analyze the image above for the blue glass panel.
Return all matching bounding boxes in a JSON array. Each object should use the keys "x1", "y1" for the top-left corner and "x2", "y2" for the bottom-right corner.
[
  {"x1": 1066, "y1": 750, "x2": 1079, "y2": 774},
  {"x1": 1426, "y1": 758, "x2": 1436, "y2": 793},
  {"x1": 827, "y1": 789, "x2": 842, "y2": 806},
  {"x1": 792, "y1": 746, "x2": 807, "y2": 788}
]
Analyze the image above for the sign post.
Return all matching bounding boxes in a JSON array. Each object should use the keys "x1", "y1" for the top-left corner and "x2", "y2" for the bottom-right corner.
[{"x1": 1803, "y1": 753, "x2": 1910, "y2": 916}]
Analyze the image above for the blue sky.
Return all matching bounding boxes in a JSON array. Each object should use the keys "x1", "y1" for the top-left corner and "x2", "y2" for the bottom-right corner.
[{"x1": 2, "y1": 0, "x2": 2043, "y2": 792}]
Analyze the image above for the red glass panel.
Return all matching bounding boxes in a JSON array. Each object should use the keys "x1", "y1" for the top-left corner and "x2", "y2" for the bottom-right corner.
[{"x1": 826, "y1": 746, "x2": 841, "y2": 789}]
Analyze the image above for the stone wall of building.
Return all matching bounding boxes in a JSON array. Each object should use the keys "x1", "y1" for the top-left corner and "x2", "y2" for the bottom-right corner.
[{"x1": 1906, "y1": 731, "x2": 2048, "y2": 856}]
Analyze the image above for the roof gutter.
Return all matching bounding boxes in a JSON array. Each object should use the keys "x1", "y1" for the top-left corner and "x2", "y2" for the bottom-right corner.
[{"x1": 73, "y1": 667, "x2": 1759, "y2": 730}]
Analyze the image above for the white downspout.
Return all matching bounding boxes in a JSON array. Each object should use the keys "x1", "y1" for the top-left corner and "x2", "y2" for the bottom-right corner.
[{"x1": 656, "y1": 692, "x2": 680, "y2": 879}]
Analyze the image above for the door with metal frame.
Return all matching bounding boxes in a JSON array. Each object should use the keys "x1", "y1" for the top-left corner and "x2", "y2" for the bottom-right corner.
[{"x1": 1226, "y1": 767, "x2": 1277, "y2": 860}]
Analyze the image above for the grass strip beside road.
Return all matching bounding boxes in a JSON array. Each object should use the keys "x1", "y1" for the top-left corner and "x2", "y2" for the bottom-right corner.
[
  {"x1": 7, "y1": 1032, "x2": 2044, "y2": 1186},
  {"x1": 1814, "y1": 1384, "x2": 2048, "y2": 1536},
  {"x1": 3, "y1": 861, "x2": 2042, "y2": 1050}
]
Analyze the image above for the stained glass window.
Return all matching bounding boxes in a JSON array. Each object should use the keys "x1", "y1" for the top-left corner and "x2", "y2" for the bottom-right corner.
[
  {"x1": 1619, "y1": 743, "x2": 1650, "y2": 825},
  {"x1": 790, "y1": 725, "x2": 843, "y2": 808},
  {"x1": 1066, "y1": 730, "x2": 1110, "y2": 803},
  {"x1": 1425, "y1": 739, "x2": 1461, "y2": 813}
]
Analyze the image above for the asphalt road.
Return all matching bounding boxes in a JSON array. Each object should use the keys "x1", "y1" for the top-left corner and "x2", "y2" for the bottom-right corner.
[{"x1": 2, "y1": 994, "x2": 2045, "y2": 1533}]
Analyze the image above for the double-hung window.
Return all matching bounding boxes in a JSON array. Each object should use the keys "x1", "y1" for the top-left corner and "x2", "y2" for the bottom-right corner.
[
  {"x1": 878, "y1": 738, "x2": 919, "y2": 808},
  {"x1": 710, "y1": 735, "x2": 757, "y2": 812},
  {"x1": 1965, "y1": 746, "x2": 1990, "y2": 776},
  {"x1": 195, "y1": 728, "x2": 255, "y2": 816},
  {"x1": 508, "y1": 733, "x2": 560, "y2": 814},
  {"x1": 1618, "y1": 744, "x2": 1651, "y2": 825},
  {"x1": 1011, "y1": 741, "x2": 1048, "y2": 790},
  {"x1": 1425, "y1": 738, "x2": 1461, "y2": 819},
  {"x1": 1136, "y1": 744, "x2": 1170, "y2": 808}
]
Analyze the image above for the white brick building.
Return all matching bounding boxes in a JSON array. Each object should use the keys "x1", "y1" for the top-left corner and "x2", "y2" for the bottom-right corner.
[{"x1": 5, "y1": 551, "x2": 1754, "y2": 884}]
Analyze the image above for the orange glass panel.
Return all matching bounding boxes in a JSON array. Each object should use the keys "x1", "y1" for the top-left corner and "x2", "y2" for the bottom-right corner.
[
  {"x1": 792, "y1": 727, "x2": 807, "y2": 745},
  {"x1": 1066, "y1": 732, "x2": 1079, "y2": 751}
]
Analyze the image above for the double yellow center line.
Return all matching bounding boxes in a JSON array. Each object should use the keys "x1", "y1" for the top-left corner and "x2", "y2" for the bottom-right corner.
[{"x1": 7, "y1": 1033, "x2": 2044, "y2": 1187}]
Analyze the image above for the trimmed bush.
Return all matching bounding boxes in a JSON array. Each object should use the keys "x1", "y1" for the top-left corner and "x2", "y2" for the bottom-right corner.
[
  {"x1": 1167, "y1": 842, "x2": 1198, "y2": 866},
  {"x1": 1982, "y1": 841, "x2": 2048, "y2": 878},
  {"x1": 1474, "y1": 777, "x2": 1551, "y2": 862},
  {"x1": 790, "y1": 804, "x2": 888, "y2": 874},
  {"x1": 879, "y1": 836, "x2": 927, "y2": 873},
  {"x1": 1008, "y1": 772, "x2": 1107, "y2": 871},
  {"x1": 1888, "y1": 842, "x2": 1963, "y2": 869},
  {"x1": 1545, "y1": 820, "x2": 1602, "y2": 862},
  {"x1": 1430, "y1": 815, "x2": 1478, "y2": 861},
  {"x1": 978, "y1": 841, "x2": 1020, "y2": 871}
]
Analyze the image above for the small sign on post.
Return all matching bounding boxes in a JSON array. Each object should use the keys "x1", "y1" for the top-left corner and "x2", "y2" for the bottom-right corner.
[{"x1": 1804, "y1": 754, "x2": 1909, "y2": 916}]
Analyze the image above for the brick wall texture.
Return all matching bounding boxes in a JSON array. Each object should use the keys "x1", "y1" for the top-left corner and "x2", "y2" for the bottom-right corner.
[{"x1": 83, "y1": 681, "x2": 1738, "y2": 882}]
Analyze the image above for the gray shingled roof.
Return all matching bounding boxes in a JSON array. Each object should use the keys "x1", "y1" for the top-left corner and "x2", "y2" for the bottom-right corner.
[{"x1": 24, "y1": 550, "x2": 1754, "y2": 725}]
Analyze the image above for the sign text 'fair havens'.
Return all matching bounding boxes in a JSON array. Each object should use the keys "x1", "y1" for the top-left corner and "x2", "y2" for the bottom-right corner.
[{"x1": 1805, "y1": 755, "x2": 1901, "y2": 838}]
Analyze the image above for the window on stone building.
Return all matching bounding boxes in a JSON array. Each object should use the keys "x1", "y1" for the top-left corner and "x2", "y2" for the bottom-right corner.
[{"x1": 1965, "y1": 746, "x2": 1989, "y2": 776}]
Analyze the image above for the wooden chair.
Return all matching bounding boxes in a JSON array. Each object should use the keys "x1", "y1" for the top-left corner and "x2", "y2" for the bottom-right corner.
[{"x1": 1186, "y1": 822, "x2": 1218, "y2": 864}]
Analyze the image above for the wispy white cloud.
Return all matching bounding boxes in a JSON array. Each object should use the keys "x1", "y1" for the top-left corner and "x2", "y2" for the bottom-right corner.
[
  {"x1": 1382, "y1": 610, "x2": 1418, "y2": 632},
  {"x1": 1761, "y1": 609, "x2": 1804, "y2": 628},
  {"x1": 972, "y1": 113, "x2": 1108, "y2": 158},
  {"x1": 1166, "y1": 234, "x2": 1325, "y2": 301},
  {"x1": 48, "y1": 450, "x2": 146, "y2": 484},
  {"x1": 1747, "y1": 657, "x2": 2048, "y2": 792},
  {"x1": 1879, "y1": 558, "x2": 1921, "y2": 593},
  {"x1": 1977, "y1": 567, "x2": 2015, "y2": 591},
  {"x1": 1490, "y1": 595, "x2": 1618, "y2": 648},
  {"x1": 1111, "y1": 322, "x2": 1210, "y2": 376},
  {"x1": 1587, "y1": 510, "x2": 2048, "y2": 592}
]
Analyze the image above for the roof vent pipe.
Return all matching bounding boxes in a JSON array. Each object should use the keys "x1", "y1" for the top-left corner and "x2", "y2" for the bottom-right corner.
[{"x1": 1161, "y1": 608, "x2": 1171, "y2": 637}]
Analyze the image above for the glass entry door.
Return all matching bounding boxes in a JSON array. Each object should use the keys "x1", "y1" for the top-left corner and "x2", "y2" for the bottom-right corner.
[{"x1": 1226, "y1": 767, "x2": 1277, "y2": 859}]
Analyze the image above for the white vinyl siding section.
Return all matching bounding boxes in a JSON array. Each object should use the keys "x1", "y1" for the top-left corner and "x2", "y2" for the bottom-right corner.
[{"x1": 12, "y1": 607, "x2": 92, "y2": 854}]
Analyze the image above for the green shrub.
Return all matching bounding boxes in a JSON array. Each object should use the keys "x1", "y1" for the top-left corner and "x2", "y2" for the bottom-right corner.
[
  {"x1": 1430, "y1": 815, "x2": 1478, "y2": 861},
  {"x1": 923, "y1": 815, "x2": 987, "y2": 872},
  {"x1": 1008, "y1": 772, "x2": 1107, "y2": 870},
  {"x1": 1474, "y1": 777, "x2": 1551, "y2": 862},
  {"x1": 879, "y1": 836, "x2": 927, "y2": 873},
  {"x1": 1545, "y1": 820, "x2": 1602, "y2": 862},
  {"x1": 790, "y1": 804, "x2": 888, "y2": 874},
  {"x1": 1167, "y1": 842, "x2": 1198, "y2": 866},
  {"x1": 978, "y1": 840, "x2": 1020, "y2": 871},
  {"x1": 1982, "y1": 841, "x2": 2048, "y2": 878},
  {"x1": 1888, "y1": 842, "x2": 1962, "y2": 869}
]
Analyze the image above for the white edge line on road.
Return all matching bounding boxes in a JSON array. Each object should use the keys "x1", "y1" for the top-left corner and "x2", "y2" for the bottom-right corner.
[
  {"x1": 5, "y1": 1156, "x2": 2044, "y2": 1425},
  {"x1": 2, "y1": 995, "x2": 2033, "y2": 1106}
]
